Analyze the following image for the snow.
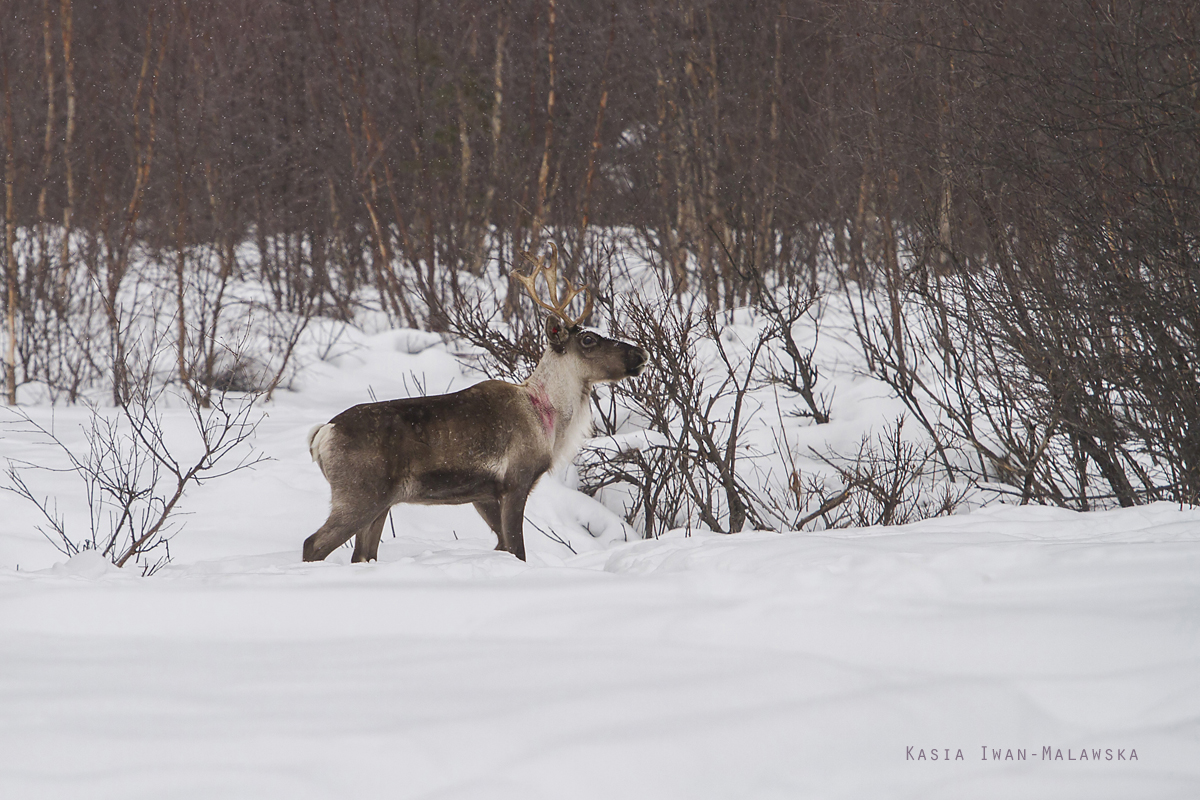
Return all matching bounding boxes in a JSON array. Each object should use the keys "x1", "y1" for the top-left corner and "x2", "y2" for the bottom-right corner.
[{"x1": 3, "y1": 315, "x2": 1200, "y2": 798}]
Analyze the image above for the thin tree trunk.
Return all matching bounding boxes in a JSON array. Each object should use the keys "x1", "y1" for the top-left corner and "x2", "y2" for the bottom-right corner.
[
  {"x1": 681, "y1": 7, "x2": 717, "y2": 307},
  {"x1": 531, "y1": 0, "x2": 556, "y2": 243},
  {"x1": 578, "y1": 2, "x2": 617, "y2": 241},
  {"x1": 648, "y1": 4, "x2": 684, "y2": 295},
  {"x1": 107, "y1": 12, "x2": 166, "y2": 405},
  {"x1": 456, "y1": 80, "x2": 472, "y2": 255},
  {"x1": 37, "y1": 0, "x2": 56, "y2": 300},
  {"x1": 936, "y1": 44, "x2": 954, "y2": 271},
  {"x1": 753, "y1": 2, "x2": 784, "y2": 289},
  {"x1": 59, "y1": 0, "x2": 75, "y2": 291},
  {"x1": 408, "y1": 1, "x2": 438, "y2": 314},
  {"x1": 869, "y1": 53, "x2": 907, "y2": 385},
  {"x1": 175, "y1": 181, "x2": 189, "y2": 397},
  {"x1": 849, "y1": 166, "x2": 870, "y2": 283},
  {"x1": 38, "y1": 0, "x2": 56, "y2": 223},
  {"x1": 474, "y1": 5, "x2": 507, "y2": 276},
  {"x1": 701, "y1": 8, "x2": 730, "y2": 306},
  {"x1": 2, "y1": 42, "x2": 18, "y2": 404}
]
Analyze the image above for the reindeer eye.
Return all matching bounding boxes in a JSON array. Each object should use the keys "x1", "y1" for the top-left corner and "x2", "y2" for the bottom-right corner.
[{"x1": 579, "y1": 332, "x2": 598, "y2": 348}]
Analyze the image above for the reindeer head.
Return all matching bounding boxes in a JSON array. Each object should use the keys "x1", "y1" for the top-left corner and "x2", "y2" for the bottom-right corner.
[{"x1": 514, "y1": 244, "x2": 649, "y2": 384}]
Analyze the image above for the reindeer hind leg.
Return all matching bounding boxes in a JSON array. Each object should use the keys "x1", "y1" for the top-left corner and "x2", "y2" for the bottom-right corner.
[
  {"x1": 303, "y1": 504, "x2": 386, "y2": 562},
  {"x1": 352, "y1": 510, "x2": 391, "y2": 563}
]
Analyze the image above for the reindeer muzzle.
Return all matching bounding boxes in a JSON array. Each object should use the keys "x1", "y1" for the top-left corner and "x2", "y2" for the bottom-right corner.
[{"x1": 625, "y1": 346, "x2": 650, "y2": 377}]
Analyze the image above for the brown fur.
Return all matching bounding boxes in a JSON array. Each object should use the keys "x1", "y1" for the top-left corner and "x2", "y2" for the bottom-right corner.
[{"x1": 302, "y1": 317, "x2": 647, "y2": 563}]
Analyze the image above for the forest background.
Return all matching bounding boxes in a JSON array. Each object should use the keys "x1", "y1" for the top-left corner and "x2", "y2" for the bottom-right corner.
[{"x1": 2, "y1": 0, "x2": 1198, "y2": 527}]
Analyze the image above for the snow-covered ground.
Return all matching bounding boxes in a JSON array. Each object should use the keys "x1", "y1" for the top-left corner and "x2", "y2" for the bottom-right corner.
[{"x1": 2, "y1": 320, "x2": 1199, "y2": 798}]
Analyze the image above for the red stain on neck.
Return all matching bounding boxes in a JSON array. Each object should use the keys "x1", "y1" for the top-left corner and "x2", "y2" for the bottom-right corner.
[{"x1": 528, "y1": 383, "x2": 556, "y2": 435}]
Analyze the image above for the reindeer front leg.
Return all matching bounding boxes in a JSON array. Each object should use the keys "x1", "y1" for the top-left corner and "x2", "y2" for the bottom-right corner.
[{"x1": 497, "y1": 486, "x2": 531, "y2": 562}]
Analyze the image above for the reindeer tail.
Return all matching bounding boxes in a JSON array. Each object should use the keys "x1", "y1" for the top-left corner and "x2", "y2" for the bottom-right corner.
[{"x1": 307, "y1": 423, "x2": 335, "y2": 472}]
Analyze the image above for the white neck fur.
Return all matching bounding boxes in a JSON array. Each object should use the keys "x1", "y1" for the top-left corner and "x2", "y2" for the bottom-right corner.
[{"x1": 524, "y1": 349, "x2": 594, "y2": 469}]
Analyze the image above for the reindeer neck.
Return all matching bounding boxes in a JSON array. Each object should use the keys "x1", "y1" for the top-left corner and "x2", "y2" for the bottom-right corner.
[{"x1": 523, "y1": 351, "x2": 592, "y2": 459}]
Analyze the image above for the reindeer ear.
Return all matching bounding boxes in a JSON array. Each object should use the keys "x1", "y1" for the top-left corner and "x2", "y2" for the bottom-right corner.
[{"x1": 544, "y1": 314, "x2": 570, "y2": 352}]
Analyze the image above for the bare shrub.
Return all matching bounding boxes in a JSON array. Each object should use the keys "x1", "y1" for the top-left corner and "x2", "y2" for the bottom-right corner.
[
  {"x1": 747, "y1": 264, "x2": 830, "y2": 425},
  {"x1": 581, "y1": 297, "x2": 774, "y2": 538},
  {"x1": 849, "y1": 245, "x2": 1199, "y2": 511},
  {"x1": 804, "y1": 419, "x2": 968, "y2": 529},
  {"x1": 3, "y1": 346, "x2": 266, "y2": 574},
  {"x1": 439, "y1": 276, "x2": 543, "y2": 383},
  {"x1": 841, "y1": 0, "x2": 1200, "y2": 511},
  {"x1": 581, "y1": 282, "x2": 970, "y2": 537}
]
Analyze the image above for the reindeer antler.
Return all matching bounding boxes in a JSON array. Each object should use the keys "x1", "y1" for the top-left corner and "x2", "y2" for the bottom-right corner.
[{"x1": 512, "y1": 242, "x2": 594, "y2": 327}]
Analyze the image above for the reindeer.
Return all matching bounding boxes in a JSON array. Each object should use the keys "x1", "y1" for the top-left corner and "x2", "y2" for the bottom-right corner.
[{"x1": 302, "y1": 248, "x2": 648, "y2": 563}]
